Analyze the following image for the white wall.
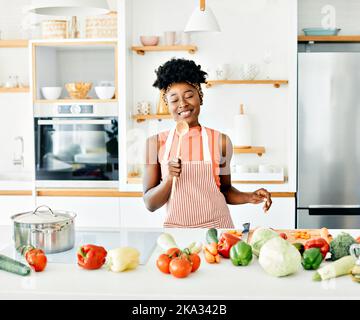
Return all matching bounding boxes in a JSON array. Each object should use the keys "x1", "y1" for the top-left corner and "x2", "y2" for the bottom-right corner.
[
  {"x1": 0, "y1": 0, "x2": 33, "y2": 176},
  {"x1": 299, "y1": 0, "x2": 360, "y2": 34}
]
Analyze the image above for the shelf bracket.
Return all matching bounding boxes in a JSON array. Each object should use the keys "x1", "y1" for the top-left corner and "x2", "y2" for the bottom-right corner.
[{"x1": 135, "y1": 50, "x2": 145, "y2": 55}]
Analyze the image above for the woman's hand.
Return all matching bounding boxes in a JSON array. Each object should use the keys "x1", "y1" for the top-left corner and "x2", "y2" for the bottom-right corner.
[
  {"x1": 167, "y1": 158, "x2": 182, "y2": 181},
  {"x1": 248, "y1": 188, "x2": 272, "y2": 213}
]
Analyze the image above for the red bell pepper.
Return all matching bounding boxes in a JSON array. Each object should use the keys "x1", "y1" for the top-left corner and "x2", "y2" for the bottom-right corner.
[
  {"x1": 77, "y1": 245, "x2": 107, "y2": 270},
  {"x1": 22, "y1": 246, "x2": 47, "y2": 272},
  {"x1": 217, "y1": 233, "x2": 240, "y2": 258},
  {"x1": 304, "y1": 237, "x2": 330, "y2": 258}
]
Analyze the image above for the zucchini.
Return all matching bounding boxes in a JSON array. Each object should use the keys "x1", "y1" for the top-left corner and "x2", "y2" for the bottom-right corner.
[
  {"x1": 313, "y1": 255, "x2": 356, "y2": 281},
  {"x1": 0, "y1": 254, "x2": 31, "y2": 276},
  {"x1": 206, "y1": 228, "x2": 219, "y2": 244}
]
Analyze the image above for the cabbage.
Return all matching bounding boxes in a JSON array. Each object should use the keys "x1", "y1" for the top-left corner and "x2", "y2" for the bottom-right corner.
[
  {"x1": 259, "y1": 237, "x2": 302, "y2": 277},
  {"x1": 250, "y1": 228, "x2": 279, "y2": 256}
]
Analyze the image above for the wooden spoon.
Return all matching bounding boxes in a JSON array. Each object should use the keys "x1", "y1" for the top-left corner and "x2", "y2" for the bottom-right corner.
[{"x1": 170, "y1": 121, "x2": 189, "y2": 199}]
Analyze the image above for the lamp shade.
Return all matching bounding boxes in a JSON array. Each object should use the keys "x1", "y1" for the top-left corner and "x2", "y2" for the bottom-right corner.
[
  {"x1": 184, "y1": 5, "x2": 221, "y2": 33},
  {"x1": 28, "y1": 0, "x2": 110, "y2": 16}
]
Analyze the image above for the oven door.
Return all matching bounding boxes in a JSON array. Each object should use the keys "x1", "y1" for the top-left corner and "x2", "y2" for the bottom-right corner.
[{"x1": 35, "y1": 118, "x2": 118, "y2": 183}]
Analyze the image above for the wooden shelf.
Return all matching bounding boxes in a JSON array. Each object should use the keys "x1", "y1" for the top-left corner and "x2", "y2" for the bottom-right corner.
[
  {"x1": 232, "y1": 180, "x2": 286, "y2": 184},
  {"x1": 233, "y1": 146, "x2": 265, "y2": 156},
  {"x1": 0, "y1": 87, "x2": 30, "y2": 93},
  {"x1": 127, "y1": 176, "x2": 142, "y2": 184},
  {"x1": 132, "y1": 114, "x2": 173, "y2": 123},
  {"x1": 131, "y1": 45, "x2": 198, "y2": 55},
  {"x1": 0, "y1": 40, "x2": 28, "y2": 48},
  {"x1": 298, "y1": 35, "x2": 360, "y2": 43},
  {"x1": 205, "y1": 80, "x2": 288, "y2": 88},
  {"x1": 128, "y1": 176, "x2": 285, "y2": 185},
  {"x1": 34, "y1": 99, "x2": 118, "y2": 104}
]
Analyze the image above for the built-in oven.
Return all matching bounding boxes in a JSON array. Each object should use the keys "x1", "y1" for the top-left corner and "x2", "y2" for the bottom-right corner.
[{"x1": 34, "y1": 103, "x2": 118, "y2": 188}]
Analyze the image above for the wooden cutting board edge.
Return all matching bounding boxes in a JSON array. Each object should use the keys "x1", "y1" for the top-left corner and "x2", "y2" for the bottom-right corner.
[{"x1": 247, "y1": 229, "x2": 323, "y2": 244}]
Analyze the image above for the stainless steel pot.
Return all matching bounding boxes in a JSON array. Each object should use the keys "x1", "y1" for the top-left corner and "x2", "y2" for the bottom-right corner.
[{"x1": 11, "y1": 205, "x2": 77, "y2": 254}]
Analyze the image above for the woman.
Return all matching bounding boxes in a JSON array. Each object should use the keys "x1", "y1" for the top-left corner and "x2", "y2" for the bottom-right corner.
[{"x1": 143, "y1": 58, "x2": 272, "y2": 228}]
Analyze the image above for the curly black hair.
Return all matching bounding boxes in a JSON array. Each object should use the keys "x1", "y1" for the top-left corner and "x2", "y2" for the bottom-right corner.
[{"x1": 153, "y1": 58, "x2": 207, "y2": 90}]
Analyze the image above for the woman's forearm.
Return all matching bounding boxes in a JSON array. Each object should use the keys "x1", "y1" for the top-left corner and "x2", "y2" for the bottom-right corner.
[
  {"x1": 143, "y1": 178, "x2": 173, "y2": 212},
  {"x1": 221, "y1": 185, "x2": 252, "y2": 205}
]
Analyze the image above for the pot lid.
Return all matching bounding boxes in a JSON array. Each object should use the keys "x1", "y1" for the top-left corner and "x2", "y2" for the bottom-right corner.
[{"x1": 12, "y1": 205, "x2": 76, "y2": 224}]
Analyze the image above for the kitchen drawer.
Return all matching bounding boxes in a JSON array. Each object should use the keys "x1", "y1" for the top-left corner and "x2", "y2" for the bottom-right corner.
[
  {"x1": 0, "y1": 196, "x2": 35, "y2": 226},
  {"x1": 119, "y1": 198, "x2": 164, "y2": 228},
  {"x1": 229, "y1": 197, "x2": 296, "y2": 229},
  {"x1": 36, "y1": 197, "x2": 120, "y2": 228}
]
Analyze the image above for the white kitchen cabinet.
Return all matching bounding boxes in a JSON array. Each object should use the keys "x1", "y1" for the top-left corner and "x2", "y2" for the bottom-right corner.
[
  {"x1": 0, "y1": 196, "x2": 35, "y2": 226},
  {"x1": 119, "y1": 197, "x2": 164, "y2": 228},
  {"x1": 229, "y1": 197, "x2": 296, "y2": 229},
  {"x1": 35, "y1": 197, "x2": 120, "y2": 228}
]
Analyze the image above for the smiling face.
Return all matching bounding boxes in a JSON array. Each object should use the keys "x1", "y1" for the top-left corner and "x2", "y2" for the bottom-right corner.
[{"x1": 165, "y1": 82, "x2": 201, "y2": 127}]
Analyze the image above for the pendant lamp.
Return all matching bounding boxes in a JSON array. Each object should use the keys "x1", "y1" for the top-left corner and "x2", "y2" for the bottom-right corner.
[
  {"x1": 28, "y1": 0, "x2": 110, "y2": 16},
  {"x1": 184, "y1": 0, "x2": 221, "y2": 33}
]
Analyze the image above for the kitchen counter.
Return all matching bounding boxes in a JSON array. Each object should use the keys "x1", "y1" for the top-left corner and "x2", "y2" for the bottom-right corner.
[{"x1": 0, "y1": 226, "x2": 359, "y2": 300}]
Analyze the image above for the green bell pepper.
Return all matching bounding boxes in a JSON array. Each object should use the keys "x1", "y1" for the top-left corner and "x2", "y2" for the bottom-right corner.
[
  {"x1": 302, "y1": 248, "x2": 323, "y2": 270},
  {"x1": 230, "y1": 241, "x2": 253, "y2": 266}
]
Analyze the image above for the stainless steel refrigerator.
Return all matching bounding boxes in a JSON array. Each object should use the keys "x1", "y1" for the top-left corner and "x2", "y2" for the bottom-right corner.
[{"x1": 297, "y1": 51, "x2": 360, "y2": 228}]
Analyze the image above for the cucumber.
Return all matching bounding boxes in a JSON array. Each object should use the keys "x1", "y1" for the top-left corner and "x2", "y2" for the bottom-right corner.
[
  {"x1": 313, "y1": 255, "x2": 356, "y2": 281},
  {"x1": 206, "y1": 228, "x2": 219, "y2": 244},
  {"x1": 0, "y1": 254, "x2": 31, "y2": 276}
]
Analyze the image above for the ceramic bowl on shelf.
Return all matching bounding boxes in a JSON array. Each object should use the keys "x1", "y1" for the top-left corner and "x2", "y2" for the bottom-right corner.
[
  {"x1": 140, "y1": 36, "x2": 159, "y2": 46},
  {"x1": 302, "y1": 28, "x2": 341, "y2": 36},
  {"x1": 95, "y1": 86, "x2": 116, "y2": 100},
  {"x1": 41, "y1": 87, "x2": 62, "y2": 100},
  {"x1": 65, "y1": 82, "x2": 92, "y2": 100}
]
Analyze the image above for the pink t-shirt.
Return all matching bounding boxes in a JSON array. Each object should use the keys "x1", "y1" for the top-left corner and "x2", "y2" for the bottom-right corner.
[{"x1": 158, "y1": 126, "x2": 222, "y2": 188}]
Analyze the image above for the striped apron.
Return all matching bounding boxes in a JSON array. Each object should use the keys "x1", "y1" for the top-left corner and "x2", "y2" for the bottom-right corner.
[{"x1": 160, "y1": 126, "x2": 234, "y2": 228}]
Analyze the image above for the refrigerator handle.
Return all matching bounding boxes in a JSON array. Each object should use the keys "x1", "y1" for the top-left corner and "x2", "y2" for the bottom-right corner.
[
  {"x1": 308, "y1": 206, "x2": 360, "y2": 216},
  {"x1": 309, "y1": 205, "x2": 360, "y2": 209}
]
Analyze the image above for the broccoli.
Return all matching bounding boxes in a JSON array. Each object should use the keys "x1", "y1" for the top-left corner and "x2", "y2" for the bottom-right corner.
[{"x1": 330, "y1": 232, "x2": 356, "y2": 261}]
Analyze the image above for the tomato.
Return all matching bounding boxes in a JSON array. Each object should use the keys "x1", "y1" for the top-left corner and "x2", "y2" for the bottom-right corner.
[
  {"x1": 356, "y1": 236, "x2": 360, "y2": 244},
  {"x1": 156, "y1": 254, "x2": 171, "y2": 274},
  {"x1": 166, "y1": 247, "x2": 181, "y2": 259},
  {"x1": 279, "y1": 233, "x2": 288, "y2": 240},
  {"x1": 169, "y1": 257, "x2": 192, "y2": 278},
  {"x1": 188, "y1": 253, "x2": 201, "y2": 273},
  {"x1": 25, "y1": 249, "x2": 47, "y2": 272}
]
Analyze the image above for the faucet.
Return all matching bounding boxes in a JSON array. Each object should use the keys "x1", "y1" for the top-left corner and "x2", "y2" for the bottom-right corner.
[{"x1": 13, "y1": 136, "x2": 24, "y2": 167}]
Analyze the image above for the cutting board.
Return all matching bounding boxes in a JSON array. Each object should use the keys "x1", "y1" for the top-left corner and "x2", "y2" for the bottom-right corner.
[{"x1": 247, "y1": 229, "x2": 322, "y2": 244}]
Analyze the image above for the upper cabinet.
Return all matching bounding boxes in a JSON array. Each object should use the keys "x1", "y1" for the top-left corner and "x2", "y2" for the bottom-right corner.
[{"x1": 32, "y1": 40, "x2": 118, "y2": 103}]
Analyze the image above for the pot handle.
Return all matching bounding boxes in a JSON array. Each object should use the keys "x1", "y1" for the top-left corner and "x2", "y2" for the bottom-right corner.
[{"x1": 33, "y1": 205, "x2": 57, "y2": 217}]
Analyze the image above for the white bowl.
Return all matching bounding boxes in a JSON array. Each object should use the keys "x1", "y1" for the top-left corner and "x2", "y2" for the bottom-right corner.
[
  {"x1": 41, "y1": 87, "x2": 62, "y2": 100},
  {"x1": 95, "y1": 86, "x2": 116, "y2": 100}
]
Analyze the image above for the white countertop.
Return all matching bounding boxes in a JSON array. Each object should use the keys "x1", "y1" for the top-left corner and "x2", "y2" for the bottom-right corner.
[{"x1": 0, "y1": 226, "x2": 359, "y2": 300}]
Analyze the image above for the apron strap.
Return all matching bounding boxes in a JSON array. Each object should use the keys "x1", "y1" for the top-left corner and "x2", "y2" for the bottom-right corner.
[
  {"x1": 162, "y1": 126, "x2": 176, "y2": 162},
  {"x1": 202, "y1": 127, "x2": 211, "y2": 163},
  {"x1": 161, "y1": 125, "x2": 212, "y2": 163}
]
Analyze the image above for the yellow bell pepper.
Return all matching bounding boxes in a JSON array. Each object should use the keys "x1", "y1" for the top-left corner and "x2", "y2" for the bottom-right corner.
[{"x1": 107, "y1": 247, "x2": 140, "y2": 272}]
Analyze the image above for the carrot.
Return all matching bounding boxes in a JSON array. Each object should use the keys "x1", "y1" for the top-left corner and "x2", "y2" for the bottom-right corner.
[
  {"x1": 320, "y1": 227, "x2": 333, "y2": 244},
  {"x1": 206, "y1": 243, "x2": 218, "y2": 256},
  {"x1": 204, "y1": 249, "x2": 216, "y2": 263}
]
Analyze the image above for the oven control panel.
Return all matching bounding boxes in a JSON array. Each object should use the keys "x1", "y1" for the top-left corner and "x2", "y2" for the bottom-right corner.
[{"x1": 57, "y1": 105, "x2": 94, "y2": 114}]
